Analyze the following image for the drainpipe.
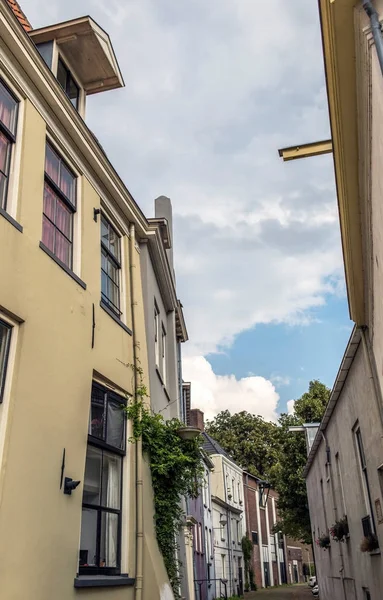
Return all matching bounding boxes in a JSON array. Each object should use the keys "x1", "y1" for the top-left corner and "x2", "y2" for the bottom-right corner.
[
  {"x1": 360, "y1": 326, "x2": 383, "y2": 427},
  {"x1": 363, "y1": 0, "x2": 383, "y2": 76},
  {"x1": 320, "y1": 432, "x2": 346, "y2": 600},
  {"x1": 129, "y1": 223, "x2": 144, "y2": 600}
]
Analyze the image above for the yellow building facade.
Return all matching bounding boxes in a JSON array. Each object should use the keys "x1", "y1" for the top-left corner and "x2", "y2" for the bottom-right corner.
[{"x1": 0, "y1": 1, "x2": 183, "y2": 598}]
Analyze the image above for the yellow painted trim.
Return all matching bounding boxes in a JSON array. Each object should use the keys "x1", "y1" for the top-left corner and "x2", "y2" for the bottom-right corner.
[
  {"x1": 319, "y1": 0, "x2": 365, "y2": 325},
  {"x1": 278, "y1": 139, "x2": 333, "y2": 161}
]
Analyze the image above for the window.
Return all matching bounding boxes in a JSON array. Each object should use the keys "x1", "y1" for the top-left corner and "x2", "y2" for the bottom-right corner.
[
  {"x1": 198, "y1": 523, "x2": 203, "y2": 554},
  {"x1": 232, "y1": 477, "x2": 236, "y2": 502},
  {"x1": 101, "y1": 216, "x2": 121, "y2": 317},
  {"x1": 57, "y1": 56, "x2": 80, "y2": 109},
  {"x1": 364, "y1": 590, "x2": 371, "y2": 600},
  {"x1": 335, "y1": 452, "x2": 347, "y2": 516},
  {"x1": 355, "y1": 428, "x2": 375, "y2": 531},
  {"x1": 161, "y1": 324, "x2": 167, "y2": 383},
  {"x1": 252, "y1": 531, "x2": 259, "y2": 545},
  {"x1": 0, "y1": 320, "x2": 12, "y2": 402},
  {"x1": 0, "y1": 79, "x2": 18, "y2": 211},
  {"x1": 221, "y1": 554, "x2": 226, "y2": 579},
  {"x1": 42, "y1": 142, "x2": 76, "y2": 268},
  {"x1": 154, "y1": 302, "x2": 160, "y2": 366},
  {"x1": 79, "y1": 382, "x2": 126, "y2": 575}
]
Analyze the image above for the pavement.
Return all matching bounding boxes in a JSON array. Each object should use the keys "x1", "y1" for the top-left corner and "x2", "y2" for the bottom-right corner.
[{"x1": 245, "y1": 583, "x2": 314, "y2": 600}]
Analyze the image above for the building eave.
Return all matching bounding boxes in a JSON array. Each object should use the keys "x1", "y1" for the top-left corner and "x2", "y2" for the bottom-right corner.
[
  {"x1": 175, "y1": 300, "x2": 188, "y2": 342},
  {"x1": 0, "y1": 0, "x2": 148, "y2": 239},
  {"x1": 318, "y1": 0, "x2": 365, "y2": 325},
  {"x1": 303, "y1": 325, "x2": 361, "y2": 478},
  {"x1": 145, "y1": 229, "x2": 178, "y2": 312},
  {"x1": 211, "y1": 495, "x2": 242, "y2": 515}
]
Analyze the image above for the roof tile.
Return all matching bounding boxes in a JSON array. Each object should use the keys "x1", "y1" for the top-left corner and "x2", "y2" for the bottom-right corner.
[{"x1": 6, "y1": 0, "x2": 32, "y2": 32}]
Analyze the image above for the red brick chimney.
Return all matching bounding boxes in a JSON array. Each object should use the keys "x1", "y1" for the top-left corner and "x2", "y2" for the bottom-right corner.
[{"x1": 190, "y1": 408, "x2": 204, "y2": 432}]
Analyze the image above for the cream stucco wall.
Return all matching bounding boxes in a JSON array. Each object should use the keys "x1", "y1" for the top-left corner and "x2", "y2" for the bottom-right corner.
[{"x1": 0, "y1": 56, "x2": 174, "y2": 600}]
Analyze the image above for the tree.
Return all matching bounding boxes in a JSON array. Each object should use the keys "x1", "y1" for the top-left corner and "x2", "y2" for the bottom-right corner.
[
  {"x1": 206, "y1": 380, "x2": 330, "y2": 544},
  {"x1": 205, "y1": 410, "x2": 279, "y2": 478},
  {"x1": 271, "y1": 380, "x2": 330, "y2": 543}
]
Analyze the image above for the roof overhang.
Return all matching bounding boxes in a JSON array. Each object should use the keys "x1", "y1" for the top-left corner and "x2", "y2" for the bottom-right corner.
[
  {"x1": 303, "y1": 325, "x2": 361, "y2": 478},
  {"x1": 278, "y1": 139, "x2": 333, "y2": 161},
  {"x1": 318, "y1": 0, "x2": 365, "y2": 325},
  {"x1": 29, "y1": 16, "x2": 124, "y2": 95},
  {"x1": 176, "y1": 300, "x2": 188, "y2": 342},
  {"x1": 147, "y1": 217, "x2": 172, "y2": 249}
]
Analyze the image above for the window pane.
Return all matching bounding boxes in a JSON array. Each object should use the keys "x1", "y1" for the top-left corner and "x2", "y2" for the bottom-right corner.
[
  {"x1": 0, "y1": 172, "x2": 7, "y2": 211},
  {"x1": 68, "y1": 75, "x2": 79, "y2": 108},
  {"x1": 57, "y1": 58, "x2": 67, "y2": 93},
  {"x1": 106, "y1": 401, "x2": 125, "y2": 450},
  {"x1": 59, "y1": 161, "x2": 75, "y2": 204},
  {"x1": 79, "y1": 507, "x2": 98, "y2": 567},
  {"x1": 100, "y1": 511, "x2": 118, "y2": 567},
  {"x1": 43, "y1": 183, "x2": 56, "y2": 222},
  {"x1": 83, "y1": 445, "x2": 102, "y2": 505},
  {"x1": 101, "y1": 451, "x2": 121, "y2": 509},
  {"x1": 42, "y1": 216, "x2": 55, "y2": 253},
  {"x1": 0, "y1": 320, "x2": 11, "y2": 400},
  {"x1": 55, "y1": 198, "x2": 72, "y2": 240},
  {"x1": 107, "y1": 259, "x2": 119, "y2": 284},
  {"x1": 45, "y1": 144, "x2": 60, "y2": 186},
  {"x1": 101, "y1": 271, "x2": 109, "y2": 305},
  {"x1": 108, "y1": 227, "x2": 120, "y2": 260},
  {"x1": 101, "y1": 217, "x2": 109, "y2": 247},
  {"x1": 0, "y1": 80, "x2": 18, "y2": 135},
  {"x1": 108, "y1": 280, "x2": 120, "y2": 312},
  {"x1": 90, "y1": 386, "x2": 105, "y2": 440},
  {"x1": 0, "y1": 131, "x2": 11, "y2": 174},
  {"x1": 55, "y1": 231, "x2": 71, "y2": 267}
]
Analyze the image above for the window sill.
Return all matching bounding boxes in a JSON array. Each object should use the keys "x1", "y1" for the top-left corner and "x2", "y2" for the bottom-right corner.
[
  {"x1": 369, "y1": 549, "x2": 381, "y2": 556},
  {"x1": 100, "y1": 301, "x2": 132, "y2": 335},
  {"x1": 39, "y1": 242, "x2": 86, "y2": 290},
  {"x1": 0, "y1": 207, "x2": 23, "y2": 232},
  {"x1": 74, "y1": 575, "x2": 135, "y2": 588}
]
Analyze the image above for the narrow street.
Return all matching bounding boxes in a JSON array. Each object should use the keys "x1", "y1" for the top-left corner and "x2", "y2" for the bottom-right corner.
[{"x1": 246, "y1": 584, "x2": 313, "y2": 600}]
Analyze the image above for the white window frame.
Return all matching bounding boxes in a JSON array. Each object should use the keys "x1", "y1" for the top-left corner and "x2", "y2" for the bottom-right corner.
[
  {"x1": 161, "y1": 323, "x2": 167, "y2": 385},
  {"x1": 154, "y1": 301, "x2": 160, "y2": 367},
  {"x1": 0, "y1": 70, "x2": 25, "y2": 223},
  {"x1": 0, "y1": 311, "x2": 19, "y2": 471}
]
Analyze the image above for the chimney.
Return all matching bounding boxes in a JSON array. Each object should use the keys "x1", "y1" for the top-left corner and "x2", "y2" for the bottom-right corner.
[
  {"x1": 155, "y1": 195, "x2": 174, "y2": 272},
  {"x1": 190, "y1": 409, "x2": 204, "y2": 432}
]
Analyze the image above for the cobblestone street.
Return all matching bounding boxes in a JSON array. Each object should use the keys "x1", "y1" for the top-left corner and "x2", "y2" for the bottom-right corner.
[{"x1": 246, "y1": 584, "x2": 313, "y2": 600}]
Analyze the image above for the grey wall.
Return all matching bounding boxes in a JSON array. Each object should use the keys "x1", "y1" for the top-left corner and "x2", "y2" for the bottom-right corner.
[{"x1": 306, "y1": 343, "x2": 383, "y2": 600}]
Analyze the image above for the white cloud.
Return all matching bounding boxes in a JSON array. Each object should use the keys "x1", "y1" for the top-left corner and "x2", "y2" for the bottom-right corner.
[
  {"x1": 287, "y1": 399, "x2": 296, "y2": 415},
  {"x1": 183, "y1": 355, "x2": 279, "y2": 422},
  {"x1": 271, "y1": 375, "x2": 291, "y2": 388},
  {"x1": 21, "y1": 0, "x2": 345, "y2": 405}
]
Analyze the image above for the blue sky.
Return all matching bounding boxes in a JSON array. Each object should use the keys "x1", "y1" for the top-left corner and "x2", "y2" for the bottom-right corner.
[{"x1": 22, "y1": 0, "x2": 351, "y2": 420}]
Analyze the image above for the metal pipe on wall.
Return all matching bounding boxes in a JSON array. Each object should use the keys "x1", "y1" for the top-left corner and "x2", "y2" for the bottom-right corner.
[
  {"x1": 363, "y1": 0, "x2": 383, "y2": 76},
  {"x1": 129, "y1": 223, "x2": 144, "y2": 600}
]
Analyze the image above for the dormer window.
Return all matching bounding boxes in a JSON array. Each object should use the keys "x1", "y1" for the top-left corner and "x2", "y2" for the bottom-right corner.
[{"x1": 57, "y1": 57, "x2": 80, "y2": 109}]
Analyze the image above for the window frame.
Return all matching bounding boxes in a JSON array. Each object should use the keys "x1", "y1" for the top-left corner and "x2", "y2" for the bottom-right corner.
[
  {"x1": 42, "y1": 141, "x2": 77, "y2": 269},
  {"x1": 154, "y1": 301, "x2": 160, "y2": 367},
  {"x1": 79, "y1": 382, "x2": 127, "y2": 577},
  {"x1": 161, "y1": 322, "x2": 167, "y2": 384},
  {"x1": 57, "y1": 55, "x2": 80, "y2": 110},
  {"x1": 100, "y1": 215, "x2": 122, "y2": 318},
  {"x1": 0, "y1": 319, "x2": 12, "y2": 403},
  {"x1": 0, "y1": 77, "x2": 19, "y2": 213},
  {"x1": 355, "y1": 427, "x2": 376, "y2": 533}
]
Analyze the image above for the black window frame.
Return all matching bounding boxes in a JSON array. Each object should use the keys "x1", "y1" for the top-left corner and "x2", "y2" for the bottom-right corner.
[
  {"x1": 0, "y1": 319, "x2": 12, "y2": 403},
  {"x1": 43, "y1": 141, "x2": 77, "y2": 269},
  {"x1": 101, "y1": 215, "x2": 122, "y2": 318},
  {"x1": 0, "y1": 78, "x2": 19, "y2": 212},
  {"x1": 57, "y1": 56, "x2": 80, "y2": 109},
  {"x1": 79, "y1": 382, "x2": 126, "y2": 577},
  {"x1": 251, "y1": 531, "x2": 259, "y2": 545},
  {"x1": 355, "y1": 428, "x2": 377, "y2": 534}
]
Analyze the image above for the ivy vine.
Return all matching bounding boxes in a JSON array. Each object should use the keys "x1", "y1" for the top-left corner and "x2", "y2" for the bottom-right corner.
[
  {"x1": 241, "y1": 535, "x2": 253, "y2": 592},
  {"x1": 124, "y1": 363, "x2": 203, "y2": 596}
]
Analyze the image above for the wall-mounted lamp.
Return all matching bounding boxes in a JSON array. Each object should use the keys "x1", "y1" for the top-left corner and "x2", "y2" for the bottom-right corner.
[
  {"x1": 64, "y1": 477, "x2": 81, "y2": 495},
  {"x1": 93, "y1": 208, "x2": 101, "y2": 222},
  {"x1": 258, "y1": 479, "x2": 271, "y2": 507}
]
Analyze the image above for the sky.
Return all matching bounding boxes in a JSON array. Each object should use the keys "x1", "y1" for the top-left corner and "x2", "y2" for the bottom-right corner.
[{"x1": 22, "y1": 0, "x2": 352, "y2": 420}]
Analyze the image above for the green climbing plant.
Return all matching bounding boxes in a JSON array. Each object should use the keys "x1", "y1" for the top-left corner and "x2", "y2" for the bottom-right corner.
[
  {"x1": 124, "y1": 362, "x2": 203, "y2": 596},
  {"x1": 242, "y1": 535, "x2": 253, "y2": 592}
]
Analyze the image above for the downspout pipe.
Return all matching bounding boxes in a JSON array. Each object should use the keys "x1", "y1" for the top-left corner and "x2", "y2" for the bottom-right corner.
[
  {"x1": 130, "y1": 223, "x2": 144, "y2": 600},
  {"x1": 363, "y1": 0, "x2": 383, "y2": 76}
]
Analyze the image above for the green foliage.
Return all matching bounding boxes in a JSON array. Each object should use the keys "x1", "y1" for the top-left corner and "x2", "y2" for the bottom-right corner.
[
  {"x1": 125, "y1": 399, "x2": 204, "y2": 596},
  {"x1": 206, "y1": 380, "x2": 330, "y2": 544},
  {"x1": 206, "y1": 410, "x2": 279, "y2": 478},
  {"x1": 241, "y1": 535, "x2": 253, "y2": 590}
]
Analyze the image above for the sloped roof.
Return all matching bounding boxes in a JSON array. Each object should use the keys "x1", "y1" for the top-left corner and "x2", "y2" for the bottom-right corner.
[
  {"x1": 6, "y1": 0, "x2": 32, "y2": 32},
  {"x1": 202, "y1": 432, "x2": 231, "y2": 459}
]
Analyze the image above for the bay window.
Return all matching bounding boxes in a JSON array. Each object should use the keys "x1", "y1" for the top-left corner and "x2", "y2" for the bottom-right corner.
[
  {"x1": 42, "y1": 142, "x2": 76, "y2": 269},
  {"x1": 79, "y1": 382, "x2": 126, "y2": 575},
  {"x1": 0, "y1": 79, "x2": 18, "y2": 212}
]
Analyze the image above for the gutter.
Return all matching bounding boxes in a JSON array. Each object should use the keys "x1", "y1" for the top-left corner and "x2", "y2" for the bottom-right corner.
[
  {"x1": 363, "y1": 0, "x2": 383, "y2": 76},
  {"x1": 129, "y1": 223, "x2": 144, "y2": 600}
]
